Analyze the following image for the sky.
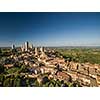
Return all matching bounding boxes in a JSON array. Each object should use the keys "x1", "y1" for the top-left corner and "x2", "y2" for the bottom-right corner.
[{"x1": 0, "y1": 12, "x2": 100, "y2": 47}]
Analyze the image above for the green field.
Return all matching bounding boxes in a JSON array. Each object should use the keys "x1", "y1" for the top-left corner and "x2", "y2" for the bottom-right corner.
[{"x1": 56, "y1": 47, "x2": 100, "y2": 64}]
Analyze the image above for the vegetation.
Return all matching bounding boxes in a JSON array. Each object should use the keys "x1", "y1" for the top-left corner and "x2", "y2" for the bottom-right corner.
[
  {"x1": 0, "y1": 73, "x2": 81, "y2": 87},
  {"x1": 0, "y1": 62, "x2": 81, "y2": 87},
  {"x1": 0, "y1": 47, "x2": 100, "y2": 87},
  {"x1": 56, "y1": 48, "x2": 100, "y2": 64}
]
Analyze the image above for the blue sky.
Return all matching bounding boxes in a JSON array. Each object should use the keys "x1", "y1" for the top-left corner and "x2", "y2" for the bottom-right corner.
[{"x1": 0, "y1": 12, "x2": 100, "y2": 47}]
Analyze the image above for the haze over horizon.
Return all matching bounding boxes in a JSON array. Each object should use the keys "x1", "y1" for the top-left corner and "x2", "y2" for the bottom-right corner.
[{"x1": 0, "y1": 12, "x2": 100, "y2": 47}]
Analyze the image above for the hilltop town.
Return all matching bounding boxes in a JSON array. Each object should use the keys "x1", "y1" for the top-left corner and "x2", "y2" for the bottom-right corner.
[{"x1": 0, "y1": 42, "x2": 100, "y2": 87}]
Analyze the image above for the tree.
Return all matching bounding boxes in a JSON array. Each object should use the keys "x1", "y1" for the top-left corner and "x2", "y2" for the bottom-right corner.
[
  {"x1": 0, "y1": 48, "x2": 2, "y2": 55},
  {"x1": 13, "y1": 77, "x2": 21, "y2": 87},
  {"x1": 3, "y1": 78, "x2": 10, "y2": 87},
  {"x1": 6, "y1": 67, "x2": 20, "y2": 74},
  {"x1": 33, "y1": 79, "x2": 40, "y2": 87},
  {"x1": 0, "y1": 64, "x2": 4, "y2": 74},
  {"x1": 0, "y1": 74, "x2": 4, "y2": 86},
  {"x1": 20, "y1": 65, "x2": 28, "y2": 73}
]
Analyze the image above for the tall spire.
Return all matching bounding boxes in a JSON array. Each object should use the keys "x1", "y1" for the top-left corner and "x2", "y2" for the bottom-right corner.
[
  {"x1": 25, "y1": 41, "x2": 29, "y2": 51},
  {"x1": 35, "y1": 47, "x2": 38, "y2": 56}
]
